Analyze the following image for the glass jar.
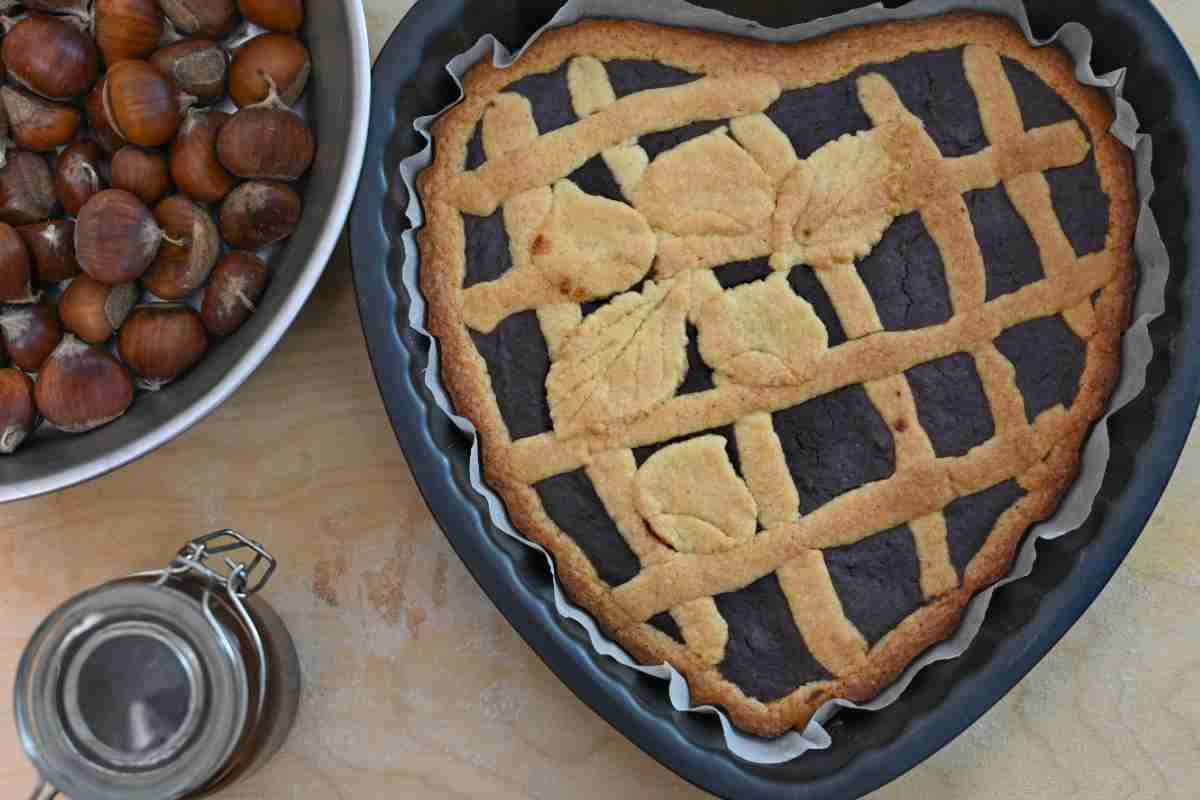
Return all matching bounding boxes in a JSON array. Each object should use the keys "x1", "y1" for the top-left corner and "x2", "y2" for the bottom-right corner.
[{"x1": 15, "y1": 530, "x2": 301, "y2": 800}]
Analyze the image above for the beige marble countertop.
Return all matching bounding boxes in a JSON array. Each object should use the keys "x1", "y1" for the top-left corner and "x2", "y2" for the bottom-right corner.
[{"x1": 3, "y1": 1, "x2": 1199, "y2": 797}]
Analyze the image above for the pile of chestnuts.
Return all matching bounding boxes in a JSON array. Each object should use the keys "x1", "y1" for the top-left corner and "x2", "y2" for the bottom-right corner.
[{"x1": 0, "y1": 0, "x2": 312, "y2": 454}]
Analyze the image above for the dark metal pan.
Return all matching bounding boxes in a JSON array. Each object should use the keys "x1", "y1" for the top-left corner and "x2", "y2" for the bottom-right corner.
[{"x1": 350, "y1": 2, "x2": 1200, "y2": 796}]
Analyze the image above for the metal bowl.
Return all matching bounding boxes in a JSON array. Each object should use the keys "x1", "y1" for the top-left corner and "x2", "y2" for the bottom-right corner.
[{"x1": 0, "y1": 2, "x2": 371, "y2": 503}]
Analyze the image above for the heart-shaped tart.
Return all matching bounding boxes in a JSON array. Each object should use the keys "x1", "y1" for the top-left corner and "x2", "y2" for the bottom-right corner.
[{"x1": 417, "y1": 13, "x2": 1136, "y2": 736}]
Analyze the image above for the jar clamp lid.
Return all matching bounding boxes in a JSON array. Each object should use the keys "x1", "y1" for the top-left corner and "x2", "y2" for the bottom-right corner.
[{"x1": 15, "y1": 531, "x2": 279, "y2": 800}]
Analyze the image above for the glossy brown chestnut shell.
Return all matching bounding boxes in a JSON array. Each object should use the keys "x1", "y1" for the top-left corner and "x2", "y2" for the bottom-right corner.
[
  {"x1": 95, "y1": 0, "x2": 164, "y2": 66},
  {"x1": 158, "y1": 0, "x2": 238, "y2": 39},
  {"x1": 36, "y1": 334, "x2": 134, "y2": 432},
  {"x1": 55, "y1": 139, "x2": 106, "y2": 217},
  {"x1": 217, "y1": 106, "x2": 314, "y2": 181},
  {"x1": 1, "y1": 86, "x2": 82, "y2": 152},
  {"x1": 202, "y1": 251, "x2": 268, "y2": 337},
  {"x1": 86, "y1": 78, "x2": 127, "y2": 153},
  {"x1": 0, "y1": 151, "x2": 56, "y2": 227},
  {"x1": 219, "y1": 180, "x2": 301, "y2": 250},
  {"x1": 24, "y1": 0, "x2": 92, "y2": 15},
  {"x1": 75, "y1": 189, "x2": 162, "y2": 284},
  {"x1": 0, "y1": 221, "x2": 33, "y2": 303},
  {"x1": 0, "y1": 222, "x2": 34, "y2": 302},
  {"x1": 143, "y1": 195, "x2": 219, "y2": 300},
  {"x1": 118, "y1": 304, "x2": 207, "y2": 390},
  {"x1": 110, "y1": 146, "x2": 171, "y2": 205},
  {"x1": 170, "y1": 109, "x2": 235, "y2": 204},
  {"x1": 18, "y1": 219, "x2": 80, "y2": 282},
  {"x1": 0, "y1": 367, "x2": 35, "y2": 453},
  {"x1": 150, "y1": 39, "x2": 229, "y2": 105},
  {"x1": 237, "y1": 0, "x2": 303, "y2": 34},
  {"x1": 59, "y1": 274, "x2": 137, "y2": 344},
  {"x1": 229, "y1": 33, "x2": 310, "y2": 108},
  {"x1": 0, "y1": 302, "x2": 61, "y2": 372},
  {"x1": 104, "y1": 59, "x2": 185, "y2": 148},
  {"x1": 1, "y1": 13, "x2": 99, "y2": 100}
]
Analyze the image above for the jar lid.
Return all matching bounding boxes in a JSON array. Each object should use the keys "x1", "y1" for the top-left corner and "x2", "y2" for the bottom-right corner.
[{"x1": 15, "y1": 579, "x2": 250, "y2": 800}]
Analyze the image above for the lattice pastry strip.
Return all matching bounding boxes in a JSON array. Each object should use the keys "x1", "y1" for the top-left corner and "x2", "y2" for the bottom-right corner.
[
  {"x1": 568, "y1": 56, "x2": 651, "y2": 193},
  {"x1": 748, "y1": 70, "x2": 952, "y2": 646},
  {"x1": 464, "y1": 75, "x2": 674, "y2": 596},
  {"x1": 447, "y1": 73, "x2": 782, "y2": 216},
  {"x1": 856, "y1": 59, "x2": 1036, "y2": 455},
  {"x1": 734, "y1": 412, "x2": 801, "y2": 528},
  {"x1": 964, "y1": 45, "x2": 1098, "y2": 339},
  {"x1": 460, "y1": 95, "x2": 555, "y2": 338},
  {"x1": 910, "y1": 514, "x2": 960, "y2": 599},
  {"x1": 559, "y1": 56, "x2": 742, "y2": 654},
  {"x1": 777, "y1": 553, "x2": 869, "y2": 676}
]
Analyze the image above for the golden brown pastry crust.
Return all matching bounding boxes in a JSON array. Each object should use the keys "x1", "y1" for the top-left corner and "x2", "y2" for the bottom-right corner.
[{"x1": 416, "y1": 13, "x2": 1137, "y2": 737}]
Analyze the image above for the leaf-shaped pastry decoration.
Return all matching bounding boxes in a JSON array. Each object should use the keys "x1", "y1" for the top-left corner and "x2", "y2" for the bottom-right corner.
[
  {"x1": 461, "y1": 180, "x2": 656, "y2": 333},
  {"x1": 770, "y1": 127, "x2": 906, "y2": 271},
  {"x1": 531, "y1": 180, "x2": 657, "y2": 299},
  {"x1": 697, "y1": 273, "x2": 827, "y2": 386},
  {"x1": 634, "y1": 435, "x2": 758, "y2": 554},
  {"x1": 547, "y1": 277, "x2": 691, "y2": 437},
  {"x1": 631, "y1": 127, "x2": 775, "y2": 237}
]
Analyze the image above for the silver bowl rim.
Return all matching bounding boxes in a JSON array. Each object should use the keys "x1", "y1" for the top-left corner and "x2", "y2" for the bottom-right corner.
[{"x1": 0, "y1": 2, "x2": 373, "y2": 505}]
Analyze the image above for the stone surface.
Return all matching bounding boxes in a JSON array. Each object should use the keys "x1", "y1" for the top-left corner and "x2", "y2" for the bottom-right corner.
[{"x1": 1, "y1": 2, "x2": 1198, "y2": 798}]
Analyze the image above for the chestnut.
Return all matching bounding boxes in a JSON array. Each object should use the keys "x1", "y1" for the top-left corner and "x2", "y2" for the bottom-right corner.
[
  {"x1": 217, "y1": 102, "x2": 314, "y2": 181},
  {"x1": 86, "y1": 78, "x2": 127, "y2": 153},
  {"x1": 118, "y1": 304, "x2": 207, "y2": 390},
  {"x1": 0, "y1": 91, "x2": 9, "y2": 145},
  {"x1": 0, "y1": 151, "x2": 56, "y2": 227},
  {"x1": 143, "y1": 195, "x2": 219, "y2": 300},
  {"x1": 219, "y1": 180, "x2": 301, "y2": 250},
  {"x1": 1, "y1": 86, "x2": 82, "y2": 152},
  {"x1": 95, "y1": 0, "x2": 164, "y2": 66},
  {"x1": 59, "y1": 274, "x2": 137, "y2": 343},
  {"x1": 104, "y1": 59, "x2": 187, "y2": 148},
  {"x1": 24, "y1": 0, "x2": 92, "y2": 16},
  {"x1": 202, "y1": 251, "x2": 268, "y2": 337},
  {"x1": 55, "y1": 139, "x2": 106, "y2": 217},
  {"x1": 158, "y1": 0, "x2": 238, "y2": 40},
  {"x1": 1, "y1": 14, "x2": 99, "y2": 101},
  {"x1": 229, "y1": 33, "x2": 310, "y2": 108},
  {"x1": 1, "y1": 302, "x2": 61, "y2": 371},
  {"x1": 75, "y1": 189, "x2": 166, "y2": 284},
  {"x1": 111, "y1": 146, "x2": 171, "y2": 205},
  {"x1": 36, "y1": 334, "x2": 134, "y2": 432},
  {"x1": 150, "y1": 39, "x2": 229, "y2": 105},
  {"x1": 170, "y1": 109, "x2": 234, "y2": 204},
  {"x1": 0, "y1": 367, "x2": 35, "y2": 453},
  {"x1": 0, "y1": 222, "x2": 34, "y2": 302},
  {"x1": 18, "y1": 219, "x2": 80, "y2": 282},
  {"x1": 237, "y1": 0, "x2": 303, "y2": 34}
]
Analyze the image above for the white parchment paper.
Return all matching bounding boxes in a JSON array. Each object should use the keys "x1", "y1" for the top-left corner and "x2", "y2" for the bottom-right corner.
[{"x1": 397, "y1": 0, "x2": 1168, "y2": 762}]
